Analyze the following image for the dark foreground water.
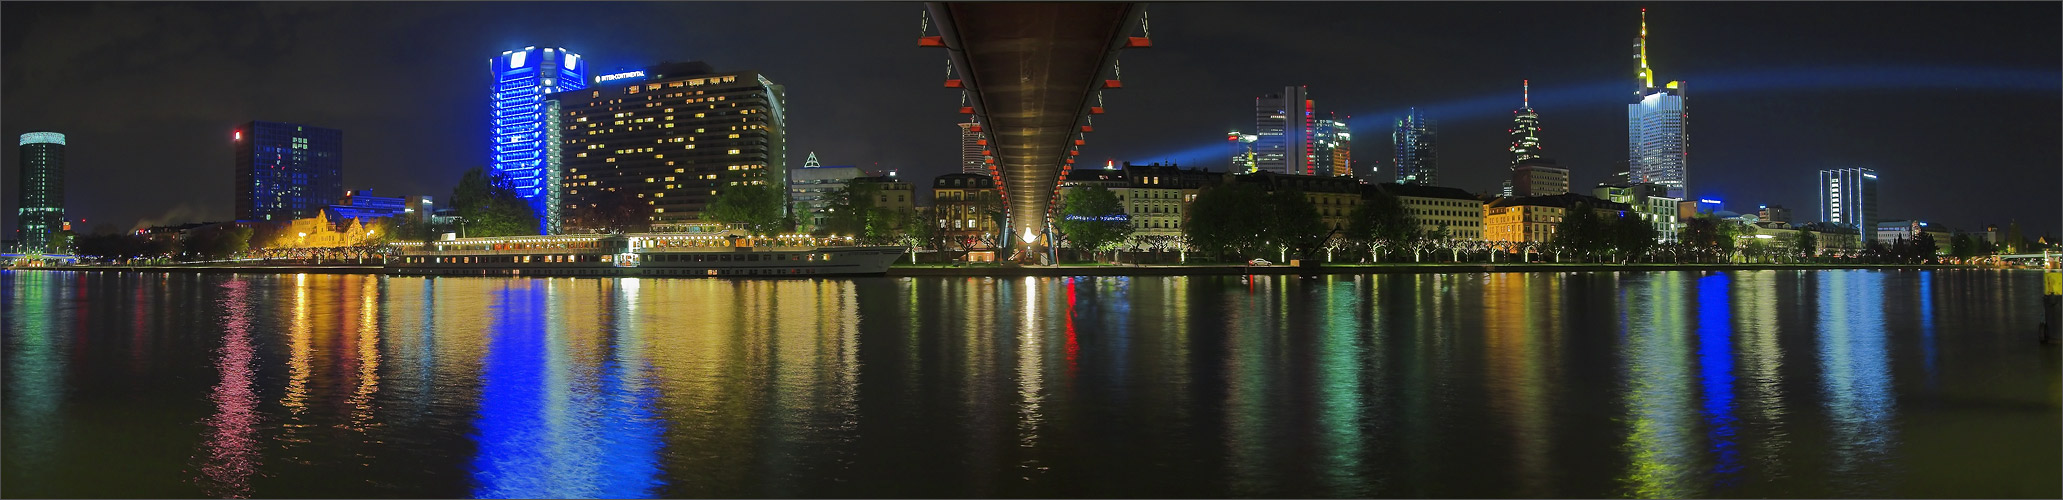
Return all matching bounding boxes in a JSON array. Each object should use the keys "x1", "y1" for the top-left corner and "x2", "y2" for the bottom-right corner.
[{"x1": 2, "y1": 270, "x2": 2057, "y2": 498}]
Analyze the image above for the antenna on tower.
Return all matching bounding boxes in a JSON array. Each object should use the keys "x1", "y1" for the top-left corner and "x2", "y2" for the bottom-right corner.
[{"x1": 1523, "y1": 79, "x2": 1530, "y2": 108}]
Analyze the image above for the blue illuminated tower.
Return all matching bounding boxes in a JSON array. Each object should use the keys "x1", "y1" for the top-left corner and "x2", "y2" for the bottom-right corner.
[
  {"x1": 1392, "y1": 108, "x2": 1436, "y2": 185},
  {"x1": 492, "y1": 46, "x2": 586, "y2": 234}
]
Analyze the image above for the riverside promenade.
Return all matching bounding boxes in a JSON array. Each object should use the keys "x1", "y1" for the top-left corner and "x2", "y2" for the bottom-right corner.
[
  {"x1": 34, "y1": 262, "x2": 1980, "y2": 277},
  {"x1": 885, "y1": 262, "x2": 1974, "y2": 277}
]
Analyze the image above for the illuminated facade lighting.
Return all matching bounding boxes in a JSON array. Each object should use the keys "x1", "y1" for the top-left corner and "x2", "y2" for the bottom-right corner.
[
  {"x1": 1820, "y1": 167, "x2": 1879, "y2": 241},
  {"x1": 1313, "y1": 116, "x2": 1352, "y2": 178},
  {"x1": 1628, "y1": 9, "x2": 1689, "y2": 199},
  {"x1": 492, "y1": 46, "x2": 587, "y2": 234},
  {"x1": 958, "y1": 123, "x2": 987, "y2": 174},
  {"x1": 1254, "y1": 86, "x2": 1315, "y2": 175},
  {"x1": 1392, "y1": 108, "x2": 1437, "y2": 186},
  {"x1": 551, "y1": 61, "x2": 787, "y2": 232},
  {"x1": 234, "y1": 121, "x2": 342, "y2": 222},
  {"x1": 15, "y1": 131, "x2": 66, "y2": 253}
]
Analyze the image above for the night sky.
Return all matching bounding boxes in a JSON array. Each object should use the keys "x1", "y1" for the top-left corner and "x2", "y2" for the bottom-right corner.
[{"x1": 4, "y1": 2, "x2": 2057, "y2": 237}]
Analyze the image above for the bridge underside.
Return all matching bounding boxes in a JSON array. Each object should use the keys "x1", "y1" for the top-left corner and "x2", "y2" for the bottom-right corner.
[{"x1": 930, "y1": 2, "x2": 1139, "y2": 244}]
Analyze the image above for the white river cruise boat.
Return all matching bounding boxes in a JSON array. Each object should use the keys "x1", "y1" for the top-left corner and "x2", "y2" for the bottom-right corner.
[{"x1": 386, "y1": 233, "x2": 906, "y2": 278}]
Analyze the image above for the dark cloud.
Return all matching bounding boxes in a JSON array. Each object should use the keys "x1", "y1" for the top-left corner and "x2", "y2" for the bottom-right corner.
[{"x1": 4, "y1": 2, "x2": 2057, "y2": 236}]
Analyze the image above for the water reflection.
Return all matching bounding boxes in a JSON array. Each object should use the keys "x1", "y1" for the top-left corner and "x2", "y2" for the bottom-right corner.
[
  {"x1": 1818, "y1": 271, "x2": 1896, "y2": 493},
  {"x1": 469, "y1": 279, "x2": 663, "y2": 498},
  {"x1": 1, "y1": 270, "x2": 2055, "y2": 498},
  {"x1": 197, "y1": 280, "x2": 261, "y2": 497},
  {"x1": 1618, "y1": 272, "x2": 1698, "y2": 498},
  {"x1": 2, "y1": 272, "x2": 68, "y2": 494}
]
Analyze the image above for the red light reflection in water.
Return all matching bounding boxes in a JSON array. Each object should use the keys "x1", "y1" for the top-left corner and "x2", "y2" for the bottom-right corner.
[
  {"x1": 198, "y1": 280, "x2": 260, "y2": 498},
  {"x1": 1065, "y1": 278, "x2": 1079, "y2": 376}
]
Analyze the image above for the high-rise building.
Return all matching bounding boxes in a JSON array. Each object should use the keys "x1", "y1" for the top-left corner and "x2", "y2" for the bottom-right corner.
[
  {"x1": 15, "y1": 132, "x2": 65, "y2": 253},
  {"x1": 1512, "y1": 161, "x2": 1570, "y2": 197},
  {"x1": 553, "y1": 61, "x2": 787, "y2": 233},
  {"x1": 492, "y1": 46, "x2": 587, "y2": 234},
  {"x1": 791, "y1": 153, "x2": 862, "y2": 232},
  {"x1": 1313, "y1": 116, "x2": 1352, "y2": 177},
  {"x1": 1392, "y1": 108, "x2": 1437, "y2": 185},
  {"x1": 1254, "y1": 86, "x2": 1314, "y2": 175},
  {"x1": 1628, "y1": 9, "x2": 1689, "y2": 199},
  {"x1": 234, "y1": 121, "x2": 343, "y2": 222},
  {"x1": 1510, "y1": 80, "x2": 1543, "y2": 166},
  {"x1": 959, "y1": 122, "x2": 987, "y2": 175},
  {"x1": 1820, "y1": 167, "x2": 1879, "y2": 242}
]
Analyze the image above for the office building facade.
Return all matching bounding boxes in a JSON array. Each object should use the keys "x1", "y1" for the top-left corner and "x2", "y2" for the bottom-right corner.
[
  {"x1": 492, "y1": 46, "x2": 587, "y2": 233},
  {"x1": 791, "y1": 158, "x2": 863, "y2": 231},
  {"x1": 933, "y1": 173, "x2": 1000, "y2": 246},
  {"x1": 1254, "y1": 86, "x2": 1313, "y2": 175},
  {"x1": 1819, "y1": 167, "x2": 1879, "y2": 242},
  {"x1": 1376, "y1": 183, "x2": 1485, "y2": 241},
  {"x1": 15, "y1": 132, "x2": 66, "y2": 253},
  {"x1": 1512, "y1": 161, "x2": 1570, "y2": 197},
  {"x1": 1628, "y1": 10, "x2": 1690, "y2": 199},
  {"x1": 234, "y1": 121, "x2": 343, "y2": 222},
  {"x1": 1313, "y1": 117, "x2": 1352, "y2": 177},
  {"x1": 959, "y1": 122, "x2": 987, "y2": 175},
  {"x1": 1392, "y1": 108, "x2": 1437, "y2": 185},
  {"x1": 553, "y1": 61, "x2": 787, "y2": 232},
  {"x1": 1594, "y1": 183, "x2": 1681, "y2": 242}
]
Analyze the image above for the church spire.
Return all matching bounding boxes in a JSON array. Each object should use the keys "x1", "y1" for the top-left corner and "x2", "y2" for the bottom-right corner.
[{"x1": 1635, "y1": 8, "x2": 1656, "y2": 93}]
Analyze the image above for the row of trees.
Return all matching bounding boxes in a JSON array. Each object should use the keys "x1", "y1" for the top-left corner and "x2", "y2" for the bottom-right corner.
[{"x1": 74, "y1": 224, "x2": 253, "y2": 262}]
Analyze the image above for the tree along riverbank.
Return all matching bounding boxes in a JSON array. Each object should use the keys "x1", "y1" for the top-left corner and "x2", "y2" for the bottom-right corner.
[{"x1": 15, "y1": 262, "x2": 1993, "y2": 278}]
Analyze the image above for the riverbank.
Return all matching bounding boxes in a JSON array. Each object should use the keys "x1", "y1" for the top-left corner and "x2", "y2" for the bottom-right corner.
[
  {"x1": 13, "y1": 262, "x2": 1990, "y2": 277},
  {"x1": 885, "y1": 262, "x2": 1979, "y2": 277}
]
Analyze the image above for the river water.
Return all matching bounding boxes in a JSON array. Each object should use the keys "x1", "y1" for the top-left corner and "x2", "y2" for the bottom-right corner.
[{"x1": 2, "y1": 270, "x2": 2057, "y2": 498}]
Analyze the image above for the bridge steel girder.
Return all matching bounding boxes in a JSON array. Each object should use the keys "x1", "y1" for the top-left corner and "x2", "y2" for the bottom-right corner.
[{"x1": 928, "y1": 2, "x2": 1142, "y2": 245}]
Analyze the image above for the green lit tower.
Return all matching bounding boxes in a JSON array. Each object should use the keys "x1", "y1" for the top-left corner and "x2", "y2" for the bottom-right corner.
[{"x1": 16, "y1": 131, "x2": 66, "y2": 253}]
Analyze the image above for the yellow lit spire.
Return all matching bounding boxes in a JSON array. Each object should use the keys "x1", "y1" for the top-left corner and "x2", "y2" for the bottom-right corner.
[{"x1": 1636, "y1": 8, "x2": 1655, "y2": 93}]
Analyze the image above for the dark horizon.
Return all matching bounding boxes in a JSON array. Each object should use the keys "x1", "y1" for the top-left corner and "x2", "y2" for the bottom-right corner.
[{"x1": 4, "y1": 2, "x2": 2058, "y2": 237}]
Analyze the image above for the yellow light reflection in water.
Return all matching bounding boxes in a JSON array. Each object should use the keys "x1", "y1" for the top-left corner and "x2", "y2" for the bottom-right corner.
[
  {"x1": 1017, "y1": 276, "x2": 1047, "y2": 479},
  {"x1": 281, "y1": 273, "x2": 313, "y2": 447},
  {"x1": 346, "y1": 276, "x2": 382, "y2": 432},
  {"x1": 1483, "y1": 273, "x2": 1553, "y2": 496},
  {"x1": 1734, "y1": 271, "x2": 1788, "y2": 474},
  {"x1": 1618, "y1": 272, "x2": 1697, "y2": 498}
]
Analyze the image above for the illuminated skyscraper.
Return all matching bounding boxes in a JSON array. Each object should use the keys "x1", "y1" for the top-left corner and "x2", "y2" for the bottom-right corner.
[
  {"x1": 1510, "y1": 80, "x2": 1542, "y2": 166},
  {"x1": 234, "y1": 121, "x2": 342, "y2": 222},
  {"x1": 15, "y1": 131, "x2": 65, "y2": 253},
  {"x1": 959, "y1": 122, "x2": 986, "y2": 174},
  {"x1": 1392, "y1": 108, "x2": 1437, "y2": 185},
  {"x1": 491, "y1": 46, "x2": 586, "y2": 234},
  {"x1": 1313, "y1": 116, "x2": 1352, "y2": 177},
  {"x1": 553, "y1": 61, "x2": 786, "y2": 232},
  {"x1": 1820, "y1": 167, "x2": 1879, "y2": 241},
  {"x1": 1254, "y1": 86, "x2": 1313, "y2": 175},
  {"x1": 1628, "y1": 9, "x2": 1689, "y2": 199}
]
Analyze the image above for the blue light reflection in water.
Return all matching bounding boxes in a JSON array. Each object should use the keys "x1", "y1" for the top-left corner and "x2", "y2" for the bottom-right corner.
[
  {"x1": 469, "y1": 280, "x2": 663, "y2": 498},
  {"x1": 1695, "y1": 273, "x2": 1740, "y2": 486},
  {"x1": 2, "y1": 271, "x2": 2057, "y2": 498},
  {"x1": 1817, "y1": 270, "x2": 1896, "y2": 493}
]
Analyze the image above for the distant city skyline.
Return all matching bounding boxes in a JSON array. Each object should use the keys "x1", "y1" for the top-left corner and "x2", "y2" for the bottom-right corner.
[{"x1": 1, "y1": 2, "x2": 2056, "y2": 236}]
